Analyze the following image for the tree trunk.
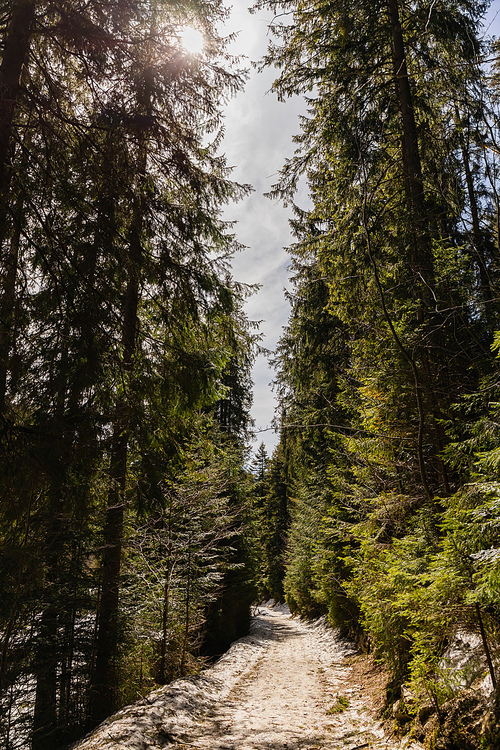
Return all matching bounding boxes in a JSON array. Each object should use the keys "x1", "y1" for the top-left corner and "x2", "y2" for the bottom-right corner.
[
  {"x1": 0, "y1": 1, "x2": 35, "y2": 418},
  {"x1": 476, "y1": 603, "x2": 496, "y2": 690},
  {"x1": 458, "y1": 128, "x2": 494, "y2": 317},
  {"x1": 90, "y1": 160, "x2": 144, "y2": 725},
  {"x1": 180, "y1": 542, "x2": 192, "y2": 676},
  {"x1": 159, "y1": 576, "x2": 171, "y2": 683},
  {"x1": 0, "y1": 483, "x2": 32, "y2": 693},
  {"x1": 0, "y1": 0, "x2": 35, "y2": 191},
  {"x1": 32, "y1": 468, "x2": 69, "y2": 746},
  {"x1": 90, "y1": 461, "x2": 126, "y2": 722},
  {"x1": 386, "y1": 0, "x2": 434, "y2": 297},
  {"x1": 32, "y1": 607, "x2": 58, "y2": 750},
  {"x1": 59, "y1": 590, "x2": 77, "y2": 732},
  {"x1": 0, "y1": 196, "x2": 21, "y2": 413}
]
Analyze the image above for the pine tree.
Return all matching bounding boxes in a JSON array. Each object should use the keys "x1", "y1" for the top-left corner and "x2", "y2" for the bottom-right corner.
[
  {"x1": 0, "y1": 0, "x2": 257, "y2": 741},
  {"x1": 259, "y1": 0, "x2": 496, "y2": 499},
  {"x1": 260, "y1": 444, "x2": 290, "y2": 602},
  {"x1": 258, "y1": 0, "x2": 500, "y2": 693}
]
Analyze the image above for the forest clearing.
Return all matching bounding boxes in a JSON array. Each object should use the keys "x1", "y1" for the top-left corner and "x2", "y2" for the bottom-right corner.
[{"x1": 73, "y1": 604, "x2": 422, "y2": 750}]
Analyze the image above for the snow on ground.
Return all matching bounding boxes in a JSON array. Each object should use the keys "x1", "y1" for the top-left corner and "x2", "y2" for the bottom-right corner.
[{"x1": 72, "y1": 604, "x2": 423, "y2": 749}]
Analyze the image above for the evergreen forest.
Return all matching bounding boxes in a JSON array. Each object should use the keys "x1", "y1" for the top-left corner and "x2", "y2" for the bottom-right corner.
[{"x1": 3, "y1": 0, "x2": 500, "y2": 747}]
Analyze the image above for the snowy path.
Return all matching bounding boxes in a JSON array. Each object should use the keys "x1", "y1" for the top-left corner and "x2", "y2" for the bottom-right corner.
[{"x1": 74, "y1": 605, "x2": 422, "y2": 750}]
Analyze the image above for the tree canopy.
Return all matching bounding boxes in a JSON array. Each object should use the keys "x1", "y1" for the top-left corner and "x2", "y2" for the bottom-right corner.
[
  {"x1": 4, "y1": 0, "x2": 500, "y2": 746},
  {"x1": 0, "y1": 0, "x2": 261, "y2": 745},
  {"x1": 254, "y1": 0, "x2": 500, "y2": 736}
]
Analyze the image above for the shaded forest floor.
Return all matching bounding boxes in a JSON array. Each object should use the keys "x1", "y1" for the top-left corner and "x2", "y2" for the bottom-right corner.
[{"x1": 73, "y1": 605, "x2": 422, "y2": 750}]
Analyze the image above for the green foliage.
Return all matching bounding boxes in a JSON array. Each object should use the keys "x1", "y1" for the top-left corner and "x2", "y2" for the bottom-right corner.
[
  {"x1": 121, "y1": 431, "x2": 250, "y2": 684},
  {"x1": 284, "y1": 485, "x2": 324, "y2": 618},
  {"x1": 259, "y1": 444, "x2": 290, "y2": 602},
  {"x1": 259, "y1": 1, "x2": 500, "y2": 734},
  {"x1": 0, "y1": 0, "x2": 259, "y2": 742},
  {"x1": 326, "y1": 694, "x2": 349, "y2": 714}
]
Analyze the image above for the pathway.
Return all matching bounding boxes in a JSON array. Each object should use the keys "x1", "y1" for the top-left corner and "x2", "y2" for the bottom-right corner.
[{"x1": 74, "y1": 605, "x2": 422, "y2": 750}]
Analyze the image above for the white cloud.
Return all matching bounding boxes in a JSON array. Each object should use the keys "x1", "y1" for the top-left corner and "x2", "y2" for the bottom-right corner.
[
  {"x1": 221, "y1": 3, "x2": 307, "y2": 456},
  {"x1": 221, "y1": 2, "x2": 500, "y2": 457}
]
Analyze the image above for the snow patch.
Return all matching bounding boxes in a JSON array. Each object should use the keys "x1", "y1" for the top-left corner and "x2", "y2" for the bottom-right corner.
[{"x1": 72, "y1": 606, "x2": 422, "y2": 750}]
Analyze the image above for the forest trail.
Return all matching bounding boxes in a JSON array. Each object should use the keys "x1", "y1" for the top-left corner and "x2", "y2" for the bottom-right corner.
[{"x1": 75, "y1": 605, "x2": 422, "y2": 750}]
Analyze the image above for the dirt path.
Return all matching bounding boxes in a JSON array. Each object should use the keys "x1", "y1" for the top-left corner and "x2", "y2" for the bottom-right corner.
[
  {"x1": 186, "y1": 606, "x2": 420, "y2": 750},
  {"x1": 75, "y1": 605, "x2": 422, "y2": 750}
]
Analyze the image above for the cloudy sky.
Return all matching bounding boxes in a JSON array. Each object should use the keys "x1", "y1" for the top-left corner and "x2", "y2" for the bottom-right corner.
[
  {"x1": 221, "y1": 2, "x2": 500, "y2": 458},
  {"x1": 221, "y1": 3, "x2": 306, "y2": 456}
]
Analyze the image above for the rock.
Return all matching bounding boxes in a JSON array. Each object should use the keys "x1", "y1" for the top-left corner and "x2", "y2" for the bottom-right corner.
[
  {"x1": 392, "y1": 698, "x2": 412, "y2": 723},
  {"x1": 401, "y1": 684, "x2": 417, "y2": 704},
  {"x1": 479, "y1": 708, "x2": 500, "y2": 749},
  {"x1": 417, "y1": 703, "x2": 435, "y2": 725},
  {"x1": 423, "y1": 690, "x2": 485, "y2": 750}
]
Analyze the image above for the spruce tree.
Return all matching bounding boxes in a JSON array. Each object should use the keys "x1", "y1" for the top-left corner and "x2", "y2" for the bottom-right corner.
[
  {"x1": 0, "y1": 0, "x2": 257, "y2": 742},
  {"x1": 258, "y1": 0, "x2": 500, "y2": 690}
]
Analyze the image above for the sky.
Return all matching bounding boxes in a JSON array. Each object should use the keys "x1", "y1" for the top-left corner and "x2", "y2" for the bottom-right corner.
[
  {"x1": 221, "y1": 1, "x2": 500, "y2": 459},
  {"x1": 221, "y1": 3, "x2": 306, "y2": 456}
]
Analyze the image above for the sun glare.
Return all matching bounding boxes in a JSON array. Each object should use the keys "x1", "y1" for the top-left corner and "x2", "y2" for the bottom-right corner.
[{"x1": 179, "y1": 27, "x2": 205, "y2": 55}]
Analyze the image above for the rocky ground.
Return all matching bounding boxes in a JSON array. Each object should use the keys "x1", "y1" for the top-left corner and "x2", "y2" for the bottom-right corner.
[{"x1": 73, "y1": 604, "x2": 423, "y2": 750}]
